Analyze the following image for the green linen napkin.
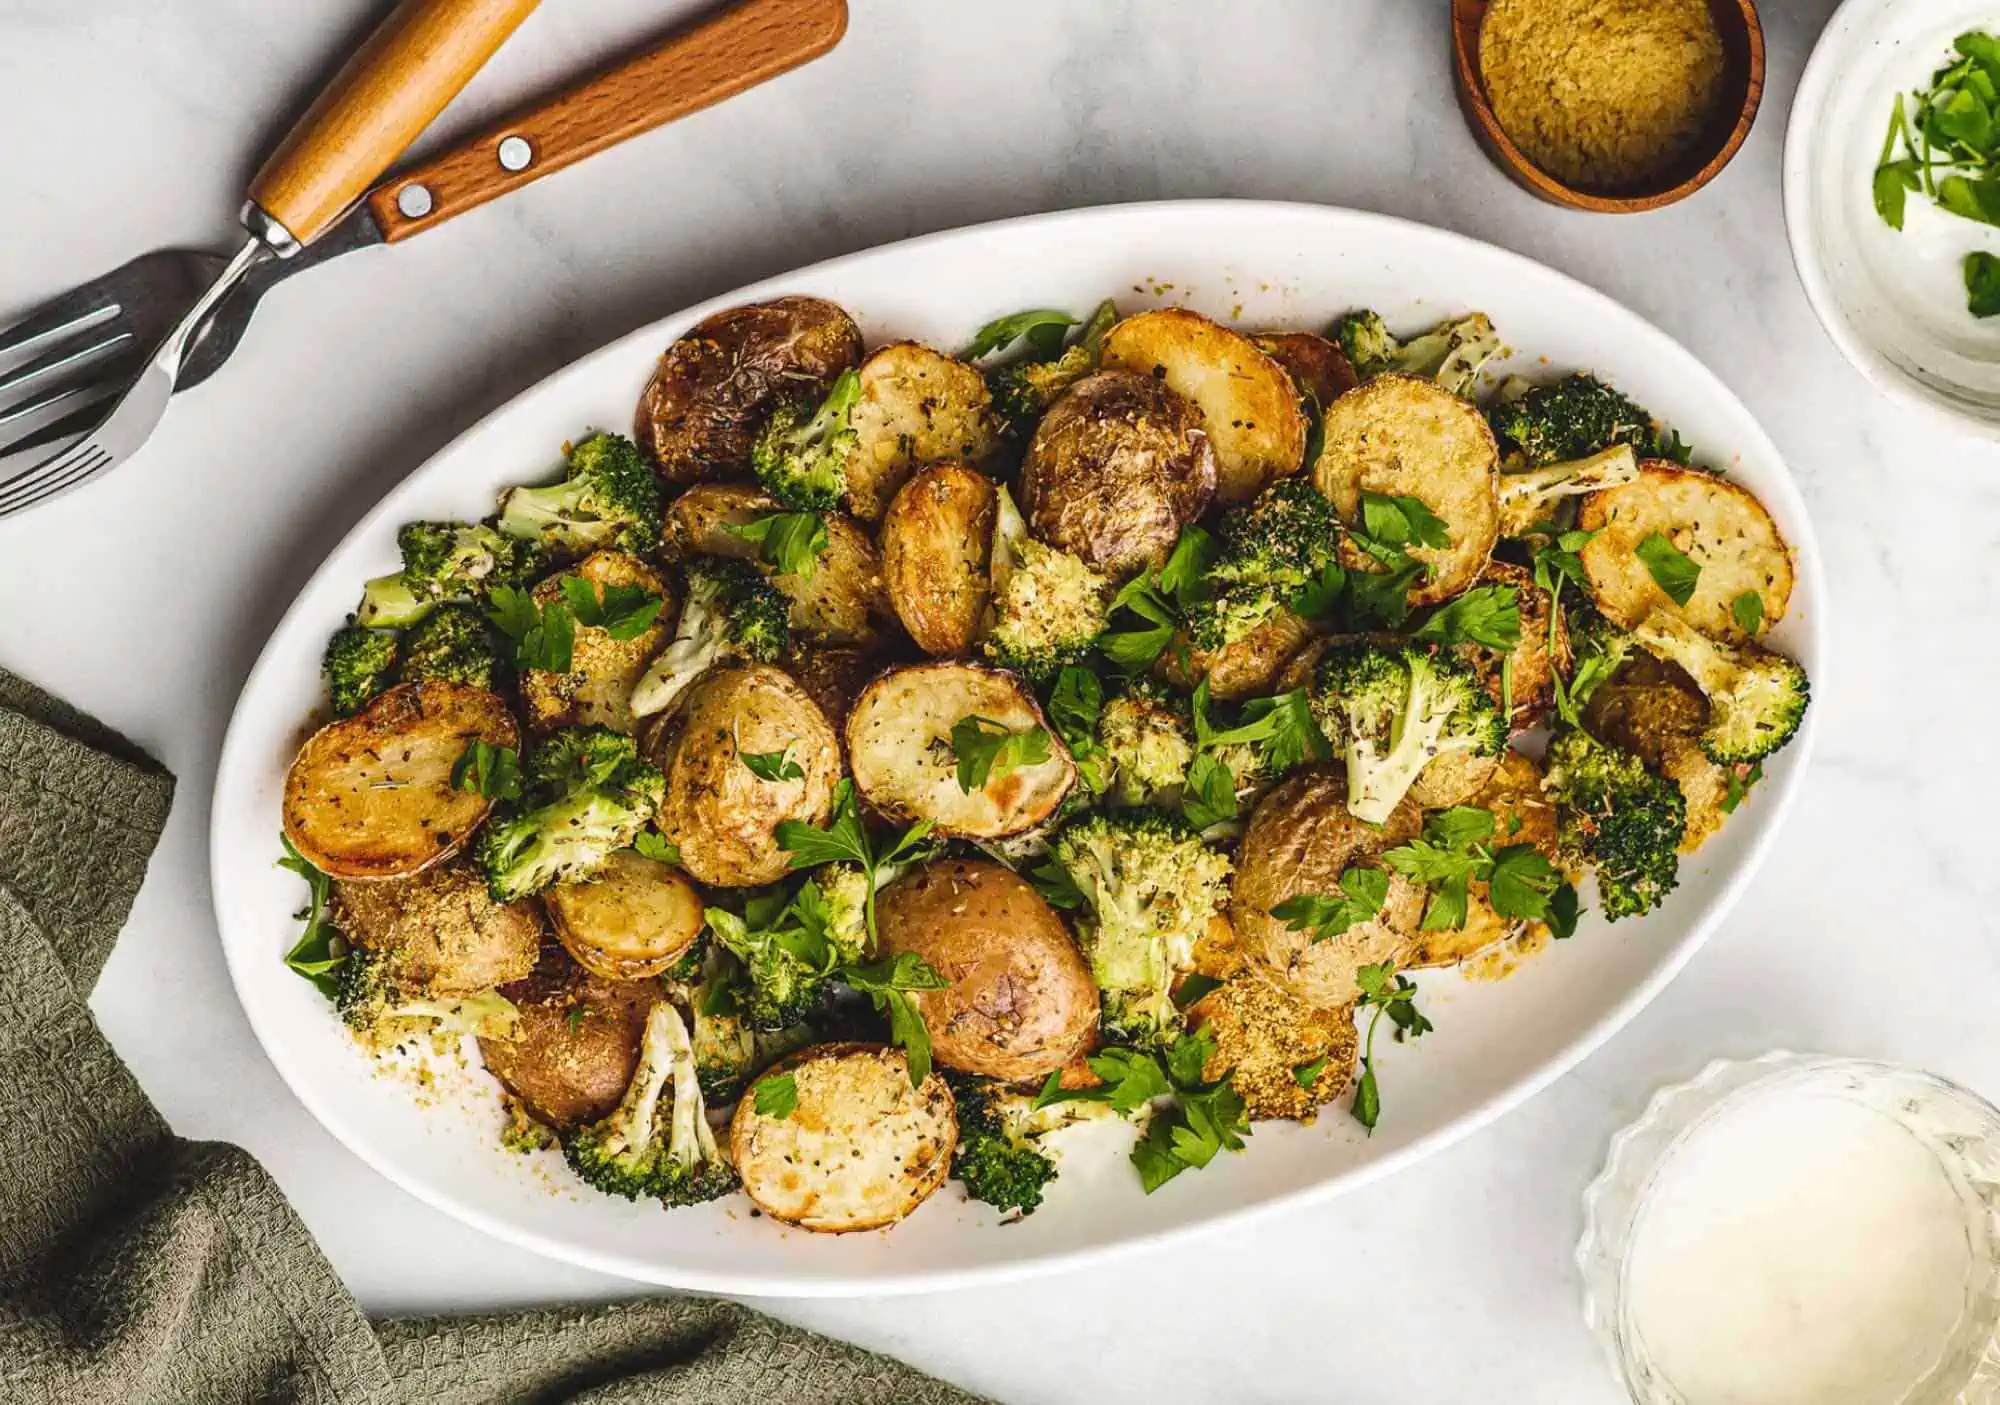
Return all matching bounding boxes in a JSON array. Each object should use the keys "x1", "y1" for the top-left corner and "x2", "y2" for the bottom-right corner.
[{"x1": 0, "y1": 667, "x2": 985, "y2": 1405}]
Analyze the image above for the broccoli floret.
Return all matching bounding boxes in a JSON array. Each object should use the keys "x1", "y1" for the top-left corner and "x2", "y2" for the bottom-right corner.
[
  {"x1": 987, "y1": 300, "x2": 1118, "y2": 442},
  {"x1": 1310, "y1": 640, "x2": 1507, "y2": 824},
  {"x1": 629, "y1": 558, "x2": 789, "y2": 718},
  {"x1": 1051, "y1": 809, "x2": 1232, "y2": 1050},
  {"x1": 335, "y1": 946, "x2": 522, "y2": 1052},
  {"x1": 981, "y1": 485, "x2": 1109, "y2": 682},
  {"x1": 1496, "y1": 444, "x2": 1642, "y2": 538},
  {"x1": 703, "y1": 912, "x2": 829, "y2": 1032},
  {"x1": 671, "y1": 945, "x2": 815, "y2": 1103},
  {"x1": 1335, "y1": 311, "x2": 1502, "y2": 396},
  {"x1": 323, "y1": 625, "x2": 398, "y2": 716},
  {"x1": 750, "y1": 370, "x2": 861, "y2": 511},
  {"x1": 950, "y1": 1075, "x2": 1058, "y2": 1217},
  {"x1": 476, "y1": 728, "x2": 665, "y2": 902},
  {"x1": 564, "y1": 1002, "x2": 738, "y2": 1206},
  {"x1": 1543, "y1": 726, "x2": 1685, "y2": 921},
  {"x1": 494, "y1": 432, "x2": 660, "y2": 559},
  {"x1": 396, "y1": 604, "x2": 502, "y2": 690},
  {"x1": 1185, "y1": 479, "x2": 1343, "y2": 651},
  {"x1": 1557, "y1": 600, "x2": 1638, "y2": 724},
  {"x1": 699, "y1": 871, "x2": 867, "y2": 1034},
  {"x1": 1630, "y1": 610, "x2": 1809, "y2": 764},
  {"x1": 1490, "y1": 373, "x2": 1654, "y2": 466},
  {"x1": 357, "y1": 521, "x2": 546, "y2": 628},
  {"x1": 1097, "y1": 681, "x2": 1194, "y2": 808}
]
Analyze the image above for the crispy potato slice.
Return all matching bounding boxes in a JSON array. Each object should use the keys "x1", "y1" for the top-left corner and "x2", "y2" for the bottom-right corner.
[
  {"x1": 880, "y1": 463, "x2": 997, "y2": 657},
  {"x1": 1102, "y1": 308, "x2": 1309, "y2": 503},
  {"x1": 1313, "y1": 373, "x2": 1500, "y2": 607},
  {"x1": 1251, "y1": 331, "x2": 1358, "y2": 409},
  {"x1": 1020, "y1": 370, "x2": 1216, "y2": 578},
  {"x1": 331, "y1": 862, "x2": 542, "y2": 994},
  {"x1": 283, "y1": 682, "x2": 516, "y2": 880},
  {"x1": 479, "y1": 940, "x2": 659, "y2": 1129},
  {"x1": 1405, "y1": 749, "x2": 1560, "y2": 969},
  {"x1": 845, "y1": 663, "x2": 1075, "y2": 838},
  {"x1": 521, "y1": 551, "x2": 671, "y2": 735},
  {"x1": 544, "y1": 850, "x2": 705, "y2": 982},
  {"x1": 637, "y1": 296, "x2": 862, "y2": 484},
  {"x1": 846, "y1": 342, "x2": 1000, "y2": 522},
  {"x1": 730, "y1": 1043, "x2": 957, "y2": 1233},
  {"x1": 1578, "y1": 462, "x2": 1795, "y2": 640}
]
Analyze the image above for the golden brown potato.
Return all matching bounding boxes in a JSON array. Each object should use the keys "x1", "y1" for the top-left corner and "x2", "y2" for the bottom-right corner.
[
  {"x1": 846, "y1": 342, "x2": 1000, "y2": 522},
  {"x1": 1158, "y1": 607, "x2": 1316, "y2": 702},
  {"x1": 660, "y1": 481, "x2": 774, "y2": 562},
  {"x1": 1101, "y1": 308, "x2": 1309, "y2": 503},
  {"x1": 1230, "y1": 768, "x2": 1426, "y2": 1010},
  {"x1": 1578, "y1": 462, "x2": 1795, "y2": 640},
  {"x1": 845, "y1": 663, "x2": 1075, "y2": 838},
  {"x1": 1020, "y1": 370, "x2": 1216, "y2": 578},
  {"x1": 1585, "y1": 654, "x2": 1737, "y2": 853},
  {"x1": 876, "y1": 860, "x2": 1097, "y2": 1083},
  {"x1": 1251, "y1": 331, "x2": 1359, "y2": 409},
  {"x1": 478, "y1": 941, "x2": 659, "y2": 1130},
  {"x1": 331, "y1": 862, "x2": 542, "y2": 995},
  {"x1": 543, "y1": 850, "x2": 705, "y2": 982},
  {"x1": 1313, "y1": 373, "x2": 1500, "y2": 607},
  {"x1": 1406, "y1": 748, "x2": 1502, "y2": 810},
  {"x1": 636, "y1": 296, "x2": 862, "y2": 483},
  {"x1": 730, "y1": 1043, "x2": 957, "y2": 1233},
  {"x1": 283, "y1": 682, "x2": 516, "y2": 881},
  {"x1": 521, "y1": 551, "x2": 671, "y2": 735},
  {"x1": 643, "y1": 663, "x2": 841, "y2": 887},
  {"x1": 1405, "y1": 750, "x2": 1561, "y2": 969},
  {"x1": 1450, "y1": 559, "x2": 1569, "y2": 733},
  {"x1": 879, "y1": 463, "x2": 997, "y2": 656},
  {"x1": 778, "y1": 641, "x2": 876, "y2": 736}
]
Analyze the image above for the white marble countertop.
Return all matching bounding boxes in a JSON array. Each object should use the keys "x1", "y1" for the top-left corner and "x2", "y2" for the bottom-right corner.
[{"x1": 4, "y1": 1, "x2": 1998, "y2": 1400}]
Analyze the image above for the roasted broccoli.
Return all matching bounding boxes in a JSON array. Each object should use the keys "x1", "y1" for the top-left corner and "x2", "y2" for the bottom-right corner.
[
  {"x1": 1097, "y1": 680, "x2": 1194, "y2": 808},
  {"x1": 396, "y1": 603, "x2": 502, "y2": 690},
  {"x1": 981, "y1": 485, "x2": 1109, "y2": 682},
  {"x1": 357, "y1": 521, "x2": 545, "y2": 628},
  {"x1": 950, "y1": 1075, "x2": 1058, "y2": 1217},
  {"x1": 629, "y1": 557, "x2": 789, "y2": 718},
  {"x1": 323, "y1": 625, "x2": 398, "y2": 717},
  {"x1": 671, "y1": 944, "x2": 814, "y2": 1102},
  {"x1": 1543, "y1": 726, "x2": 1685, "y2": 922},
  {"x1": 1335, "y1": 310, "x2": 1503, "y2": 397},
  {"x1": 496, "y1": 432, "x2": 661, "y2": 559},
  {"x1": 1052, "y1": 809, "x2": 1232, "y2": 1050},
  {"x1": 1309, "y1": 640, "x2": 1506, "y2": 824},
  {"x1": 1496, "y1": 444, "x2": 1642, "y2": 538},
  {"x1": 750, "y1": 369, "x2": 861, "y2": 511},
  {"x1": 1630, "y1": 610, "x2": 1809, "y2": 763},
  {"x1": 987, "y1": 300, "x2": 1118, "y2": 442},
  {"x1": 1184, "y1": 479, "x2": 1343, "y2": 651},
  {"x1": 335, "y1": 946, "x2": 522, "y2": 1052},
  {"x1": 476, "y1": 727, "x2": 665, "y2": 902},
  {"x1": 563, "y1": 1002, "x2": 738, "y2": 1206},
  {"x1": 701, "y1": 869, "x2": 867, "y2": 1034},
  {"x1": 1490, "y1": 373, "x2": 1654, "y2": 466}
]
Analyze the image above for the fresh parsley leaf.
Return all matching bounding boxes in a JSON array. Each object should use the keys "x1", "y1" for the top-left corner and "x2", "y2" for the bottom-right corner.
[
  {"x1": 1033, "y1": 1046, "x2": 1172, "y2": 1114},
  {"x1": 1486, "y1": 844, "x2": 1563, "y2": 921},
  {"x1": 1421, "y1": 805, "x2": 1497, "y2": 852},
  {"x1": 1132, "y1": 1118, "x2": 1188, "y2": 1192},
  {"x1": 949, "y1": 715, "x2": 1051, "y2": 793},
  {"x1": 560, "y1": 577, "x2": 664, "y2": 640},
  {"x1": 1359, "y1": 491, "x2": 1451, "y2": 551},
  {"x1": 961, "y1": 308, "x2": 1077, "y2": 361},
  {"x1": 777, "y1": 779, "x2": 874, "y2": 870},
  {"x1": 1173, "y1": 973, "x2": 1223, "y2": 1009},
  {"x1": 753, "y1": 1072, "x2": 798, "y2": 1120},
  {"x1": 1271, "y1": 867, "x2": 1391, "y2": 944},
  {"x1": 1180, "y1": 750, "x2": 1239, "y2": 830},
  {"x1": 1968, "y1": 251, "x2": 2000, "y2": 318},
  {"x1": 1345, "y1": 555, "x2": 1425, "y2": 628},
  {"x1": 1098, "y1": 574, "x2": 1178, "y2": 671},
  {"x1": 1635, "y1": 533, "x2": 1701, "y2": 607},
  {"x1": 277, "y1": 835, "x2": 344, "y2": 1000},
  {"x1": 1155, "y1": 526, "x2": 1220, "y2": 609},
  {"x1": 1243, "y1": 690, "x2": 1327, "y2": 772},
  {"x1": 451, "y1": 739, "x2": 522, "y2": 801},
  {"x1": 1047, "y1": 666, "x2": 1104, "y2": 752},
  {"x1": 485, "y1": 586, "x2": 575, "y2": 673},
  {"x1": 1875, "y1": 159, "x2": 1919, "y2": 230},
  {"x1": 724, "y1": 510, "x2": 830, "y2": 580},
  {"x1": 1289, "y1": 558, "x2": 1349, "y2": 623},
  {"x1": 740, "y1": 746, "x2": 805, "y2": 782},
  {"x1": 838, "y1": 952, "x2": 951, "y2": 1087},
  {"x1": 1292, "y1": 1053, "x2": 1330, "y2": 1089},
  {"x1": 1652, "y1": 428, "x2": 1697, "y2": 466},
  {"x1": 1026, "y1": 856, "x2": 1084, "y2": 910},
  {"x1": 1547, "y1": 882, "x2": 1582, "y2": 940},
  {"x1": 1730, "y1": 590, "x2": 1766, "y2": 636},
  {"x1": 631, "y1": 831, "x2": 679, "y2": 865},
  {"x1": 1414, "y1": 584, "x2": 1522, "y2": 651},
  {"x1": 1351, "y1": 963, "x2": 1432, "y2": 1132}
]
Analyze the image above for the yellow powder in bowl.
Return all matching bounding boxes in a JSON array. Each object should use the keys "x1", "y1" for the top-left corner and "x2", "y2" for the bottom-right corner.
[{"x1": 1480, "y1": 0, "x2": 1728, "y2": 193}]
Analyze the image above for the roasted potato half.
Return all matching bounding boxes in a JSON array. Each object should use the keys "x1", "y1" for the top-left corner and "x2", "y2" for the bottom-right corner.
[
  {"x1": 543, "y1": 850, "x2": 705, "y2": 982},
  {"x1": 1251, "y1": 331, "x2": 1358, "y2": 410},
  {"x1": 1159, "y1": 606, "x2": 1316, "y2": 702},
  {"x1": 637, "y1": 296, "x2": 862, "y2": 483},
  {"x1": 1585, "y1": 653, "x2": 1736, "y2": 853},
  {"x1": 846, "y1": 342, "x2": 1000, "y2": 522},
  {"x1": 876, "y1": 859, "x2": 1097, "y2": 1082},
  {"x1": 521, "y1": 550, "x2": 671, "y2": 735},
  {"x1": 778, "y1": 641, "x2": 876, "y2": 737},
  {"x1": 730, "y1": 1043, "x2": 957, "y2": 1233},
  {"x1": 845, "y1": 663, "x2": 1075, "y2": 838},
  {"x1": 1313, "y1": 373, "x2": 1500, "y2": 607},
  {"x1": 1578, "y1": 463, "x2": 1794, "y2": 640},
  {"x1": 1101, "y1": 308, "x2": 1309, "y2": 504},
  {"x1": 1405, "y1": 750, "x2": 1561, "y2": 969},
  {"x1": 660, "y1": 481, "x2": 774, "y2": 562},
  {"x1": 479, "y1": 941, "x2": 660, "y2": 1129},
  {"x1": 643, "y1": 663, "x2": 841, "y2": 887},
  {"x1": 879, "y1": 463, "x2": 998, "y2": 656},
  {"x1": 1230, "y1": 768, "x2": 1426, "y2": 1010},
  {"x1": 331, "y1": 861, "x2": 542, "y2": 994},
  {"x1": 1020, "y1": 370, "x2": 1216, "y2": 578},
  {"x1": 283, "y1": 682, "x2": 517, "y2": 880}
]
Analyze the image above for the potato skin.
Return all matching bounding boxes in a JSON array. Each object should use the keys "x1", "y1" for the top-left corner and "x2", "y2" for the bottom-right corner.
[
  {"x1": 1020, "y1": 371, "x2": 1216, "y2": 578},
  {"x1": 1458, "y1": 559, "x2": 1568, "y2": 733},
  {"x1": 544, "y1": 850, "x2": 705, "y2": 981},
  {"x1": 642, "y1": 663, "x2": 841, "y2": 887},
  {"x1": 1585, "y1": 653, "x2": 1735, "y2": 853},
  {"x1": 880, "y1": 463, "x2": 997, "y2": 657},
  {"x1": 331, "y1": 862, "x2": 542, "y2": 994},
  {"x1": 660, "y1": 481, "x2": 774, "y2": 562},
  {"x1": 1230, "y1": 768, "x2": 1426, "y2": 1010},
  {"x1": 637, "y1": 296, "x2": 862, "y2": 484},
  {"x1": 876, "y1": 860, "x2": 1096, "y2": 1082},
  {"x1": 1251, "y1": 331, "x2": 1358, "y2": 409},
  {"x1": 778, "y1": 641, "x2": 876, "y2": 736},
  {"x1": 845, "y1": 342, "x2": 1000, "y2": 522},
  {"x1": 1159, "y1": 607, "x2": 1316, "y2": 702},
  {"x1": 521, "y1": 551, "x2": 671, "y2": 735},
  {"x1": 478, "y1": 941, "x2": 659, "y2": 1130},
  {"x1": 283, "y1": 682, "x2": 517, "y2": 880}
]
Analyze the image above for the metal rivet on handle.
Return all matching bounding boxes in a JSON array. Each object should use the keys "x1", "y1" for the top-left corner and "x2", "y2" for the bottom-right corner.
[
  {"x1": 497, "y1": 136, "x2": 533, "y2": 172},
  {"x1": 396, "y1": 184, "x2": 434, "y2": 219}
]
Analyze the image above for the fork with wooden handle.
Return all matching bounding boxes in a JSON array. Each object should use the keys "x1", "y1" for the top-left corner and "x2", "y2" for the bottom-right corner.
[{"x1": 0, "y1": 0, "x2": 849, "y2": 520}]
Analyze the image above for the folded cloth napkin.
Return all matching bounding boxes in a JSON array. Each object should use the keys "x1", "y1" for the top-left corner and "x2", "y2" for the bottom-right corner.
[{"x1": 0, "y1": 667, "x2": 984, "y2": 1405}]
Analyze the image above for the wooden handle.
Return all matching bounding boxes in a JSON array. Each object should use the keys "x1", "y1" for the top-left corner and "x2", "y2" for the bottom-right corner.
[
  {"x1": 250, "y1": 0, "x2": 541, "y2": 247},
  {"x1": 364, "y1": 0, "x2": 847, "y2": 243}
]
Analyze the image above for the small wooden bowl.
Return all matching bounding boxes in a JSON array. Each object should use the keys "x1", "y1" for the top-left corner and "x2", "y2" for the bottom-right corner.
[{"x1": 1451, "y1": 0, "x2": 1765, "y2": 213}]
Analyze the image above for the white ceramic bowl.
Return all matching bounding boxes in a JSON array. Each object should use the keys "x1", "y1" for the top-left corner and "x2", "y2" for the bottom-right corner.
[
  {"x1": 1787, "y1": 0, "x2": 2000, "y2": 438},
  {"x1": 211, "y1": 200, "x2": 1825, "y2": 1296}
]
